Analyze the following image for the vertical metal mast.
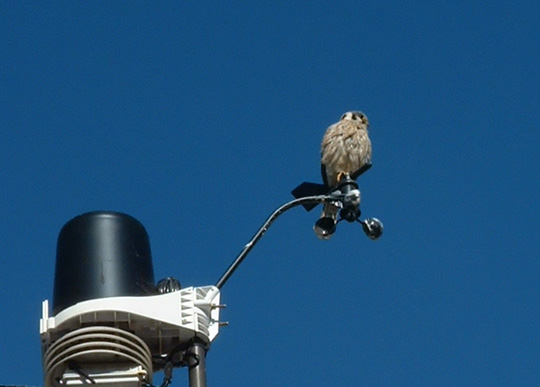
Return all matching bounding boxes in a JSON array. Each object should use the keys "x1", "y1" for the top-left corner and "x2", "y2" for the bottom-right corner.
[{"x1": 187, "y1": 342, "x2": 208, "y2": 387}]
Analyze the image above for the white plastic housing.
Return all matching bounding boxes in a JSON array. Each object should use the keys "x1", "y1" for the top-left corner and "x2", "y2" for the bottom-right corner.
[{"x1": 40, "y1": 286, "x2": 221, "y2": 386}]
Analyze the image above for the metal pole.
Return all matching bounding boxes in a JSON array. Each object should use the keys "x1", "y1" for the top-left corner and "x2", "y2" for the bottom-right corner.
[
  {"x1": 187, "y1": 342, "x2": 207, "y2": 387},
  {"x1": 215, "y1": 195, "x2": 330, "y2": 289}
]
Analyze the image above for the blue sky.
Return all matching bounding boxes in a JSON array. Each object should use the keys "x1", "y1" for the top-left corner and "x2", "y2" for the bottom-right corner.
[{"x1": 1, "y1": 1, "x2": 539, "y2": 386}]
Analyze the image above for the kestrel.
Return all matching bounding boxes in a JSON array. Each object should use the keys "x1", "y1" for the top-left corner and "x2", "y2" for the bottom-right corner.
[{"x1": 314, "y1": 111, "x2": 372, "y2": 239}]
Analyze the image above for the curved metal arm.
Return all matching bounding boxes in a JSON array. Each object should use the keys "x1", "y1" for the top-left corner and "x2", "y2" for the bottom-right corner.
[{"x1": 215, "y1": 195, "x2": 330, "y2": 289}]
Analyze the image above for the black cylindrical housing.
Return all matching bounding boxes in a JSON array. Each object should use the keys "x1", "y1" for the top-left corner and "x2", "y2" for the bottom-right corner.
[{"x1": 52, "y1": 211, "x2": 155, "y2": 315}]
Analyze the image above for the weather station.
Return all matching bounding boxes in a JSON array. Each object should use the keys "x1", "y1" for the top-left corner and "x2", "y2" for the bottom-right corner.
[{"x1": 37, "y1": 112, "x2": 383, "y2": 387}]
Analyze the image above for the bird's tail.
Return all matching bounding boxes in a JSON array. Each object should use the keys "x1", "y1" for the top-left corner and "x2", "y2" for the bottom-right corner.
[{"x1": 314, "y1": 203, "x2": 340, "y2": 240}]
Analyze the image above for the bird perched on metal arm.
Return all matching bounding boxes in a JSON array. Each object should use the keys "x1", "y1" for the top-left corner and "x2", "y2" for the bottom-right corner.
[{"x1": 314, "y1": 111, "x2": 372, "y2": 239}]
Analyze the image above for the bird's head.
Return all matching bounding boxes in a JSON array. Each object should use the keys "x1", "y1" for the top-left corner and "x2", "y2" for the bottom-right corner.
[{"x1": 341, "y1": 111, "x2": 369, "y2": 126}]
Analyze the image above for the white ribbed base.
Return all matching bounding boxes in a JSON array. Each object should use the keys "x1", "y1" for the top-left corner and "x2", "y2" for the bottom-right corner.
[{"x1": 43, "y1": 326, "x2": 152, "y2": 387}]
